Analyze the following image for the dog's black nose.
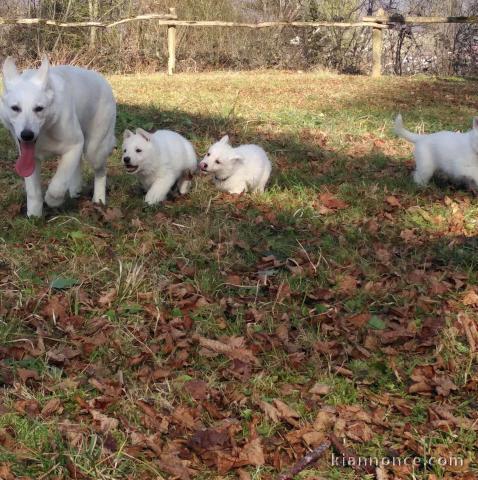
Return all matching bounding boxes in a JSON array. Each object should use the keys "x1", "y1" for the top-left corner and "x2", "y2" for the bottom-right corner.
[
  {"x1": 123, "y1": 156, "x2": 131, "y2": 165},
  {"x1": 20, "y1": 129, "x2": 35, "y2": 142}
]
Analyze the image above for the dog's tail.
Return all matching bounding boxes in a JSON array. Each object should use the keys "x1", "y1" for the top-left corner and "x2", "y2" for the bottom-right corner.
[{"x1": 394, "y1": 114, "x2": 420, "y2": 143}]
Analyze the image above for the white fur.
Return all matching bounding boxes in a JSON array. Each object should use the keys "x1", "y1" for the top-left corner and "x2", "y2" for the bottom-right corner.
[
  {"x1": 122, "y1": 129, "x2": 197, "y2": 205},
  {"x1": 199, "y1": 135, "x2": 271, "y2": 194},
  {"x1": 395, "y1": 114, "x2": 478, "y2": 188},
  {"x1": 0, "y1": 56, "x2": 116, "y2": 217}
]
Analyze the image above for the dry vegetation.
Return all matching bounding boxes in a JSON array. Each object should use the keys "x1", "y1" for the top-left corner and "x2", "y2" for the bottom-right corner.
[
  {"x1": 0, "y1": 71, "x2": 478, "y2": 479},
  {"x1": 0, "y1": 0, "x2": 477, "y2": 75}
]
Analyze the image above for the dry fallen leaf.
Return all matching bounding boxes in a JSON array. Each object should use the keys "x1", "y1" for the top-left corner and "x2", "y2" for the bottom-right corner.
[
  {"x1": 385, "y1": 195, "x2": 401, "y2": 207},
  {"x1": 90, "y1": 410, "x2": 119, "y2": 433},
  {"x1": 226, "y1": 274, "x2": 242, "y2": 285},
  {"x1": 337, "y1": 275, "x2": 358, "y2": 294},
  {"x1": 42, "y1": 295, "x2": 68, "y2": 320},
  {"x1": 98, "y1": 288, "x2": 117, "y2": 306},
  {"x1": 17, "y1": 368, "x2": 40, "y2": 383},
  {"x1": 319, "y1": 192, "x2": 348, "y2": 210},
  {"x1": 259, "y1": 400, "x2": 281, "y2": 423},
  {"x1": 0, "y1": 463, "x2": 14, "y2": 480},
  {"x1": 239, "y1": 437, "x2": 265, "y2": 466},
  {"x1": 237, "y1": 469, "x2": 252, "y2": 480},
  {"x1": 196, "y1": 335, "x2": 260, "y2": 365},
  {"x1": 273, "y1": 399, "x2": 300, "y2": 426},
  {"x1": 41, "y1": 398, "x2": 63, "y2": 417},
  {"x1": 309, "y1": 383, "x2": 331, "y2": 396},
  {"x1": 184, "y1": 379, "x2": 209, "y2": 401},
  {"x1": 463, "y1": 290, "x2": 478, "y2": 306}
]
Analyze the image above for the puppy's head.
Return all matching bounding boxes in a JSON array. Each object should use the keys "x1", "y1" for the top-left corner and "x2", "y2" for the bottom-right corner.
[
  {"x1": 199, "y1": 135, "x2": 241, "y2": 174},
  {"x1": 2, "y1": 56, "x2": 54, "y2": 177},
  {"x1": 122, "y1": 128, "x2": 154, "y2": 174}
]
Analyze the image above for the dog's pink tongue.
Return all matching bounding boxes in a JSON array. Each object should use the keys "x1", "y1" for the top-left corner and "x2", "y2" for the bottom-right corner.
[{"x1": 16, "y1": 142, "x2": 36, "y2": 178}]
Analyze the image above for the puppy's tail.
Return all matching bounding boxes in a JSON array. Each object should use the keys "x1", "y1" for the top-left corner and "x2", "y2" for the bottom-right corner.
[{"x1": 394, "y1": 114, "x2": 420, "y2": 143}]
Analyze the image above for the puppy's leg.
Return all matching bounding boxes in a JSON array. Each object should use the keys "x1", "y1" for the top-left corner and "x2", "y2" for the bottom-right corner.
[
  {"x1": 178, "y1": 179, "x2": 192, "y2": 195},
  {"x1": 254, "y1": 170, "x2": 270, "y2": 193},
  {"x1": 25, "y1": 162, "x2": 43, "y2": 217},
  {"x1": 177, "y1": 170, "x2": 194, "y2": 195},
  {"x1": 412, "y1": 145, "x2": 434, "y2": 186},
  {"x1": 223, "y1": 178, "x2": 246, "y2": 195},
  {"x1": 68, "y1": 161, "x2": 83, "y2": 199},
  {"x1": 45, "y1": 143, "x2": 83, "y2": 208},
  {"x1": 145, "y1": 173, "x2": 177, "y2": 205}
]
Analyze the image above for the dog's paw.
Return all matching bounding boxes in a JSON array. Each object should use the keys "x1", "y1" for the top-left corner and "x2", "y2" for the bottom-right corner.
[
  {"x1": 45, "y1": 189, "x2": 65, "y2": 208},
  {"x1": 27, "y1": 202, "x2": 43, "y2": 218},
  {"x1": 92, "y1": 194, "x2": 106, "y2": 205},
  {"x1": 145, "y1": 193, "x2": 165, "y2": 206},
  {"x1": 144, "y1": 197, "x2": 162, "y2": 206}
]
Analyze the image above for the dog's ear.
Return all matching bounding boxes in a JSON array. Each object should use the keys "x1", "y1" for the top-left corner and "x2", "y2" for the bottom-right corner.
[
  {"x1": 136, "y1": 128, "x2": 151, "y2": 142},
  {"x1": 2, "y1": 57, "x2": 19, "y2": 90},
  {"x1": 230, "y1": 155, "x2": 244, "y2": 165},
  {"x1": 33, "y1": 55, "x2": 50, "y2": 88},
  {"x1": 123, "y1": 129, "x2": 134, "y2": 140},
  {"x1": 473, "y1": 117, "x2": 478, "y2": 131},
  {"x1": 219, "y1": 135, "x2": 230, "y2": 145}
]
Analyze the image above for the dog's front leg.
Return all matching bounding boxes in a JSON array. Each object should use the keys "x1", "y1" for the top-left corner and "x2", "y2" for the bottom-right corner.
[
  {"x1": 145, "y1": 174, "x2": 177, "y2": 205},
  {"x1": 218, "y1": 177, "x2": 245, "y2": 194},
  {"x1": 45, "y1": 143, "x2": 83, "y2": 208},
  {"x1": 25, "y1": 162, "x2": 43, "y2": 217}
]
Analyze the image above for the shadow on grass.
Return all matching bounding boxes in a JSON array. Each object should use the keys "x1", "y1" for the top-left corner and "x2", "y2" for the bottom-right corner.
[{"x1": 0, "y1": 95, "x2": 477, "y2": 280}]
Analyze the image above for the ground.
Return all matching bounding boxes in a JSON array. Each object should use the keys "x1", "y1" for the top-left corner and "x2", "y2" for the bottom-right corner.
[{"x1": 0, "y1": 71, "x2": 477, "y2": 480}]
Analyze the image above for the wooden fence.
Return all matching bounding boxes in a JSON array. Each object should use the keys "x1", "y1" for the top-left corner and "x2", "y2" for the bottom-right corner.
[{"x1": 1, "y1": 7, "x2": 477, "y2": 76}]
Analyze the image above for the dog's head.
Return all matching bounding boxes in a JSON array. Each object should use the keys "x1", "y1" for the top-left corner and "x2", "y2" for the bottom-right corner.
[
  {"x1": 122, "y1": 128, "x2": 155, "y2": 174},
  {"x1": 1, "y1": 56, "x2": 54, "y2": 177},
  {"x1": 199, "y1": 135, "x2": 242, "y2": 175}
]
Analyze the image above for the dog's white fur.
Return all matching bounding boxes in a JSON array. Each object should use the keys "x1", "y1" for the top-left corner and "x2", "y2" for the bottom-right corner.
[
  {"x1": 395, "y1": 114, "x2": 478, "y2": 188},
  {"x1": 199, "y1": 135, "x2": 271, "y2": 194},
  {"x1": 122, "y1": 129, "x2": 197, "y2": 205},
  {"x1": 0, "y1": 56, "x2": 116, "y2": 217}
]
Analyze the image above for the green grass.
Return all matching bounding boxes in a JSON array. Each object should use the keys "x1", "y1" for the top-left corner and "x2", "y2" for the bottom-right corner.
[{"x1": 1, "y1": 71, "x2": 478, "y2": 479}]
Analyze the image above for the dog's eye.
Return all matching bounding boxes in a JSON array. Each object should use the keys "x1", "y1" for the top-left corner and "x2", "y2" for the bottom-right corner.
[
  {"x1": 207, "y1": 153, "x2": 211, "y2": 156},
  {"x1": 11, "y1": 105, "x2": 20, "y2": 112},
  {"x1": 34, "y1": 106, "x2": 44, "y2": 113},
  {"x1": 135, "y1": 148, "x2": 142, "y2": 153},
  {"x1": 123, "y1": 149, "x2": 126, "y2": 153},
  {"x1": 215, "y1": 160, "x2": 220, "y2": 164}
]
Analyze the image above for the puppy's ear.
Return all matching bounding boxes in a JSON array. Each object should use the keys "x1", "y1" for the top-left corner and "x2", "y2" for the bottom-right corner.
[
  {"x1": 473, "y1": 117, "x2": 478, "y2": 131},
  {"x1": 136, "y1": 128, "x2": 152, "y2": 142},
  {"x1": 123, "y1": 129, "x2": 134, "y2": 140},
  {"x1": 33, "y1": 55, "x2": 50, "y2": 88},
  {"x1": 230, "y1": 155, "x2": 244, "y2": 165},
  {"x1": 2, "y1": 57, "x2": 19, "y2": 90},
  {"x1": 219, "y1": 135, "x2": 230, "y2": 145}
]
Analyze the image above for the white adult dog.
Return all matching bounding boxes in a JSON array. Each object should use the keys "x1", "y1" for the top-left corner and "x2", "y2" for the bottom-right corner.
[
  {"x1": 0, "y1": 56, "x2": 116, "y2": 217},
  {"x1": 395, "y1": 114, "x2": 478, "y2": 189},
  {"x1": 199, "y1": 135, "x2": 271, "y2": 194},
  {"x1": 122, "y1": 129, "x2": 197, "y2": 205}
]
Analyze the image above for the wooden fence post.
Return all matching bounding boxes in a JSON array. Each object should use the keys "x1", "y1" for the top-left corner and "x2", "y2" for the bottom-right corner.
[
  {"x1": 167, "y1": 7, "x2": 177, "y2": 75},
  {"x1": 371, "y1": 8, "x2": 385, "y2": 77}
]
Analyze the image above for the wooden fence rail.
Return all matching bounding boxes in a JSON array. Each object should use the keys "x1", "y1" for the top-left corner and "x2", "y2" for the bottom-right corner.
[{"x1": 0, "y1": 8, "x2": 477, "y2": 77}]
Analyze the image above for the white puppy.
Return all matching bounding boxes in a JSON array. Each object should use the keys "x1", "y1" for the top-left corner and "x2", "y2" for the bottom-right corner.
[
  {"x1": 395, "y1": 114, "x2": 478, "y2": 189},
  {"x1": 122, "y1": 129, "x2": 197, "y2": 205},
  {"x1": 0, "y1": 56, "x2": 116, "y2": 217},
  {"x1": 199, "y1": 135, "x2": 271, "y2": 194}
]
